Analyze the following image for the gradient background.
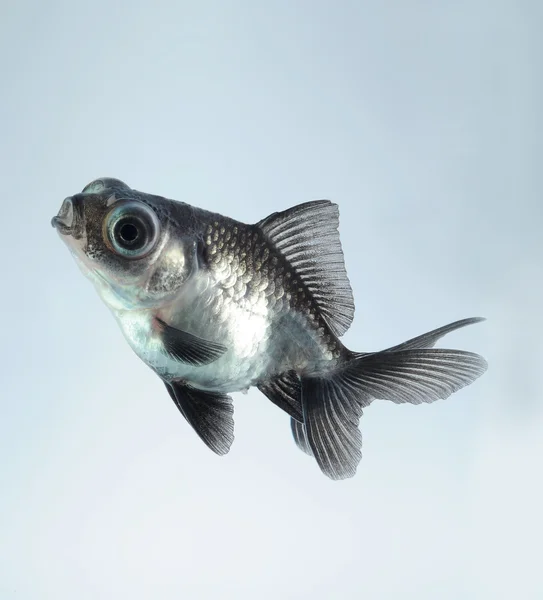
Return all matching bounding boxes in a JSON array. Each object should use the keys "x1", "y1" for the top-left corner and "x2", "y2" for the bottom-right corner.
[{"x1": 1, "y1": 1, "x2": 541, "y2": 598}]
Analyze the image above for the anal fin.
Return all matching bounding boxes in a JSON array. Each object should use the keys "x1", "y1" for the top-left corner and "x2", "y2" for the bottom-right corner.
[
  {"x1": 257, "y1": 371, "x2": 303, "y2": 422},
  {"x1": 166, "y1": 381, "x2": 234, "y2": 455},
  {"x1": 258, "y1": 373, "x2": 318, "y2": 458}
]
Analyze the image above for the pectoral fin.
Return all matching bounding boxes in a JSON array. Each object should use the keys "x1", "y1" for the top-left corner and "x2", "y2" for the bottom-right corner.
[
  {"x1": 166, "y1": 381, "x2": 234, "y2": 455},
  {"x1": 155, "y1": 317, "x2": 227, "y2": 366}
]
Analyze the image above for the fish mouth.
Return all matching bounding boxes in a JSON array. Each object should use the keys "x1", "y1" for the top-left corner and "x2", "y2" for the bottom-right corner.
[{"x1": 51, "y1": 196, "x2": 83, "y2": 237}]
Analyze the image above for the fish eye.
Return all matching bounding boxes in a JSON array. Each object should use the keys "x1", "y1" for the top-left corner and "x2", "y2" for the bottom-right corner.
[{"x1": 104, "y1": 201, "x2": 160, "y2": 258}]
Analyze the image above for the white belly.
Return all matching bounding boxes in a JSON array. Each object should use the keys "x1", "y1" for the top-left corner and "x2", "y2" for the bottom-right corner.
[{"x1": 113, "y1": 271, "x2": 276, "y2": 392}]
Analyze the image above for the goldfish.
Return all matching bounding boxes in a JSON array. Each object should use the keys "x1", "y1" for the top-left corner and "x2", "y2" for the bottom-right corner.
[{"x1": 52, "y1": 177, "x2": 487, "y2": 479}]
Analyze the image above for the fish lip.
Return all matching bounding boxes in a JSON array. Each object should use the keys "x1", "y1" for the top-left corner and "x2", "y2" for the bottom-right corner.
[
  {"x1": 51, "y1": 196, "x2": 83, "y2": 238},
  {"x1": 51, "y1": 215, "x2": 72, "y2": 233}
]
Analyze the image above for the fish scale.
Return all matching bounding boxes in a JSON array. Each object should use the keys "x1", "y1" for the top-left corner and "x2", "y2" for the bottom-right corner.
[{"x1": 207, "y1": 217, "x2": 339, "y2": 357}]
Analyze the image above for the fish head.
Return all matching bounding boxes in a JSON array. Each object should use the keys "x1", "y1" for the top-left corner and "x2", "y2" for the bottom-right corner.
[{"x1": 52, "y1": 177, "x2": 197, "y2": 310}]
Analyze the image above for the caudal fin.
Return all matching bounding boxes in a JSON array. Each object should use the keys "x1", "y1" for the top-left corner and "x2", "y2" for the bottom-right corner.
[
  {"x1": 300, "y1": 318, "x2": 488, "y2": 480},
  {"x1": 382, "y1": 317, "x2": 486, "y2": 351}
]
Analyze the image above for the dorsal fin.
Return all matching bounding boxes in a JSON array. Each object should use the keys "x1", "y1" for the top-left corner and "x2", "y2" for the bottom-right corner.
[{"x1": 257, "y1": 200, "x2": 355, "y2": 337}]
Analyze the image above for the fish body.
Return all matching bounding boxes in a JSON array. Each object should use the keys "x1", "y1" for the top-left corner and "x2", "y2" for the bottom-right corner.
[
  {"x1": 114, "y1": 214, "x2": 342, "y2": 393},
  {"x1": 52, "y1": 177, "x2": 487, "y2": 479}
]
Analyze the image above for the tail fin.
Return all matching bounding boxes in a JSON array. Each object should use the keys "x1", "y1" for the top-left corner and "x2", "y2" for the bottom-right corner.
[
  {"x1": 383, "y1": 317, "x2": 486, "y2": 351},
  {"x1": 299, "y1": 318, "x2": 488, "y2": 480}
]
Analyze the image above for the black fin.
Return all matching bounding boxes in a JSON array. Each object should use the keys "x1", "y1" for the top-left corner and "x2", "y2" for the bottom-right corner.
[
  {"x1": 301, "y1": 347, "x2": 487, "y2": 480},
  {"x1": 301, "y1": 374, "x2": 365, "y2": 480},
  {"x1": 385, "y1": 317, "x2": 486, "y2": 351},
  {"x1": 155, "y1": 318, "x2": 227, "y2": 366},
  {"x1": 166, "y1": 381, "x2": 234, "y2": 455},
  {"x1": 257, "y1": 374, "x2": 319, "y2": 458},
  {"x1": 257, "y1": 200, "x2": 354, "y2": 337},
  {"x1": 291, "y1": 418, "x2": 313, "y2": 456},
  {"x1": 257, "y1": 371, "x2": 303, "y2": 421},
  {"x1": 348, "y1": 348, "x2": 488, "y2": 406}
]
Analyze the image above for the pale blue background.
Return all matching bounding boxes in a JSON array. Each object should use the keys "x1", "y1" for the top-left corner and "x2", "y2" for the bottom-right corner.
[{"x1": 1, "y1": 1, "x2": 541, "y2": 598}]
